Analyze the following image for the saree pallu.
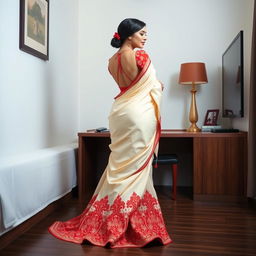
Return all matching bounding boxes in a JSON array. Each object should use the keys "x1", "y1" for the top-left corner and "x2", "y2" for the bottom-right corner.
[{"x1": 49, "y1": 60, "x2": 172, "y2": 248}]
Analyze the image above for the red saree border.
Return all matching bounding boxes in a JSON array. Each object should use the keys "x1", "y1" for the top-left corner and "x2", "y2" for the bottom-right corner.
[
  {"x1": 48, "y1": 190, "x2": 172, "y2": 248},
  {"x1": 114, "y1": 59, "x2": 152, "y2": 99},
  {"x1": 49, "y1": 226, "x2": 172, "y2": 249}
]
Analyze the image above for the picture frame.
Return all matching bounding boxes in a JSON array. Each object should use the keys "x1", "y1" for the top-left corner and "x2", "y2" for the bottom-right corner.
[
  {"x1": 19, "y1": 0, "x2": 49, "y2": 60},
  {"x1": 204, "y1": 109, "x2": 219, "y2": 126}
]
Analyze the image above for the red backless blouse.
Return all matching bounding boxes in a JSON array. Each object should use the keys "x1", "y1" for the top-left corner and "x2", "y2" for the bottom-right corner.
[{"x1": 117, "y1": 50, "x2": 149, "y2": 92}]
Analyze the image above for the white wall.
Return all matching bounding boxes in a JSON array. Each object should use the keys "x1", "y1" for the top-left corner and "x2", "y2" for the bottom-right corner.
[
  {"x1": 0, "y1": 0, "x2": 79, "y2": 157},
  {"x1": 78, "y1": 0, "x2": 254, "y2": 131}
]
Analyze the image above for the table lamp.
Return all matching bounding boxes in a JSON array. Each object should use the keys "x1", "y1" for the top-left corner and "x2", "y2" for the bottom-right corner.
[{"x1": 179, "y1": 62, "x2": 208, "y2": 132}]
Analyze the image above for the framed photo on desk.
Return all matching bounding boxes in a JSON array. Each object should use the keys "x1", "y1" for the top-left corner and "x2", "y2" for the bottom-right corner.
[{"x1": 204, "y1": 109, "x2": 219, "y2": 126}]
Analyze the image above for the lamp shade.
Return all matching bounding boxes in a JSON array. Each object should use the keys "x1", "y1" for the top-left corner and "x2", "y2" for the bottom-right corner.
[{"x1": 179, "y1": 62, "x2": 208, "y2": 85}]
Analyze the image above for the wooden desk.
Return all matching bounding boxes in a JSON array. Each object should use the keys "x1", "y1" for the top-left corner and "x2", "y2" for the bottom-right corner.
[{"x1": 78, "y1": 130, "x2": 247, "y2": 202}]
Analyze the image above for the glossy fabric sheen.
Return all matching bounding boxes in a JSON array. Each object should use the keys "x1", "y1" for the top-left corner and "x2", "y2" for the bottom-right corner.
[{"x1": 48, "y1": 60, "x2": 172, "y2": 248}]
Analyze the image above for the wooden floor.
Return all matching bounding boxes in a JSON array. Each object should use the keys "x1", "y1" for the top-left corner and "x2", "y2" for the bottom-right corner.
[{"x1": 1, "y1": 187, "x2": 256, "y2": 256}]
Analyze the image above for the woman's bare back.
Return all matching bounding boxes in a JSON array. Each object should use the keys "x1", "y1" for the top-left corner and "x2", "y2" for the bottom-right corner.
[{"x1": 108, "y1": 50, "x2": 139, "y2": 88}]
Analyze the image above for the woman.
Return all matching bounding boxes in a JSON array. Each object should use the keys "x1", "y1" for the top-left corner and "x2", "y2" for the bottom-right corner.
[{"x1": 49, "y1": 18, "x2": 172, "y2": 248}]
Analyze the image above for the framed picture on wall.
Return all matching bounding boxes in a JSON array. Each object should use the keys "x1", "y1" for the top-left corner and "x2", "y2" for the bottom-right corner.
[
  {"x1": 19, "y1": 0, "x2": 49, "y2": 60},
  {"x1": 204, "y1": 109, "x2": 219, "y2": 126}
]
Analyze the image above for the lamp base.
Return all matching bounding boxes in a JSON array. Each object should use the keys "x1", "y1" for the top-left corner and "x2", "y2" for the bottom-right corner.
[{"x1": 187, "y1": 123, "x2": 201, "y2": 132}]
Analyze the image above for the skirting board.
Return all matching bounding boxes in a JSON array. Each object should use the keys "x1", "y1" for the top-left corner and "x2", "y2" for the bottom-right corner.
[{"x1": 0, "y1": 188, "x2": 76, "y2": 250}]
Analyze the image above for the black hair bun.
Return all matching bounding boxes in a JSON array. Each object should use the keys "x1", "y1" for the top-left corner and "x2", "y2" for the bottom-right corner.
[
  {"x1": 111, "y1": 37, "x2": 121, "y2": 48},
  {"x1": 110, "y1": 19, "x2": 146, "y2": 48}
]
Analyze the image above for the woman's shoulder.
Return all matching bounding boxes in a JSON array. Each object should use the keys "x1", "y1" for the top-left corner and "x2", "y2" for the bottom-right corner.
[
  {"x1": 108, "y1": 54, "x2": 117, "y2": 70},
  {"x1": 118, "y1": 50, "x2": 137, "y2": 66},
  {"x1": 135, "y1": 49, "x2": 148, "y2": 55},
  {"x1": 119, "y1": 49, "x2": 136, "y2": 59},
  {"x1": 135, "y1": 49, "x2": 150, "y2": 69}
]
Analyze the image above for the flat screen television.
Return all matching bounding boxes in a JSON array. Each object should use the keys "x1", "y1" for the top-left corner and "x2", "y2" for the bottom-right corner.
[{"x1": 222, "y1": 31, "x2": 244, "y2": 118}]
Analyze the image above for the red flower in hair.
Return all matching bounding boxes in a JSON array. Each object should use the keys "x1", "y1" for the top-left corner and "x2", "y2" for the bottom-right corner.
[{"x1": 113, "y1": 32, "x2": 120, "y2": 40}]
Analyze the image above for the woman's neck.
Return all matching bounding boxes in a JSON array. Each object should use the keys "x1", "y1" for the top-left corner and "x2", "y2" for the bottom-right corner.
[{"x1": 120, "y1": 41, "x2": 134, "y2": 52}]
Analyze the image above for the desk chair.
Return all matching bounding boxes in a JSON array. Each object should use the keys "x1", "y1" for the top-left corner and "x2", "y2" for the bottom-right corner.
[{"x1": 152, "y1": 154, "x2": 179, "y2": 200}]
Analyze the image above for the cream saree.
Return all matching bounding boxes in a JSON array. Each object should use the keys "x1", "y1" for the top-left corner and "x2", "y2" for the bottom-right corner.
[{"x1": 49, "y1": 59, "x2": 172, "y2": 248}]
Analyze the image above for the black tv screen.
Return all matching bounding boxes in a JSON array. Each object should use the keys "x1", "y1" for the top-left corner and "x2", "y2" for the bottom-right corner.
[{"x1": 222, "y1": 31, "x2": 244, "y2": 118}]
